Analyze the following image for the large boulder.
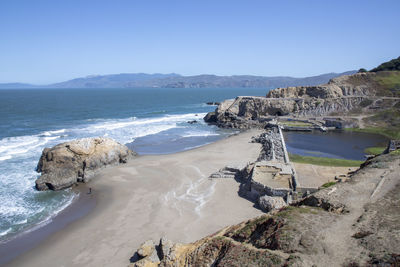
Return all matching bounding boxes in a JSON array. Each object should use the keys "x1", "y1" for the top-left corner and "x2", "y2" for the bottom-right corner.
[
  {"x1": 258, "y1": 195, "x2": 287, "y2": 212},
  {"x1": 35, "y1": 137, "x2": 136, "y2": 191}
]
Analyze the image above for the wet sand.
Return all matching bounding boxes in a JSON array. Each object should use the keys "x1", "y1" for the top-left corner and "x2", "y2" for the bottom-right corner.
[
  {"x1": 0, "y1": 185, "x2": 95, "y2": 265},
  {"x1": 6, "y1": 129, "x2": 264, "y2": 267}
]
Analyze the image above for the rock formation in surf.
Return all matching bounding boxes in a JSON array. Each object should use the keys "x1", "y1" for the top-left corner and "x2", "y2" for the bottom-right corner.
[{"x1": 35, "y1": 137, "x2": 136, "y2": 191}]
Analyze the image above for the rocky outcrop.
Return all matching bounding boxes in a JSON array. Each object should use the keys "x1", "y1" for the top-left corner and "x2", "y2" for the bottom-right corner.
[
  {"x1": 130, "y1": 151, "x2": 400, "y2": 266},
  {"x1": 383, "y1": 139, "x2": 400, "y2": 154},
  {"x1": 35, "y1": 137, "x2": 136, "y2": 191},
  {"x1": 267, "y1": 72, "x2": 377, "y2": 99},
  {"x1": 204, "y1": 95, "x2": 367, "y2": 128},
  {"x1": 258, "y1": 195, "x2": 287, "y2": 212},
  {"x1": 203, "y1": 72, "x2": 398, "y2": 128}
]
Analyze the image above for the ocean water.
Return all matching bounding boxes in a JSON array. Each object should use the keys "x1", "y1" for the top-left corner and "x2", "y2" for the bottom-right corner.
[{"x1": 0, "y1": 87, "x2": 270, "y2": 241}]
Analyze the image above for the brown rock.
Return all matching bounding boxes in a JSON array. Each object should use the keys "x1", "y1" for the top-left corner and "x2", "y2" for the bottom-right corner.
[{"x1": 35, "y1": 137, "x2": 136, "y2": 190}]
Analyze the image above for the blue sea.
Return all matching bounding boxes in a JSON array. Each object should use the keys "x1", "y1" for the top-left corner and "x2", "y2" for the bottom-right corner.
[{"x1": 0, "y1": 87, "x2": 270, "y2": 241}]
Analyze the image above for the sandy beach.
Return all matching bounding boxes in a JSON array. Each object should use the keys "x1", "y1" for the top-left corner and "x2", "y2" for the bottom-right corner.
[{"x1": 5, "y1": 129, "x2": 264, "y2": 267}]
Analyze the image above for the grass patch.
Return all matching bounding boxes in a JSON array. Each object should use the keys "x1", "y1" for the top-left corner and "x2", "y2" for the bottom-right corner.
[
  {"x1": 345, "y1": 127, "x2": 400, "y2": 140},
  {"x1": 359, "y1": 98, "x2": 373, "y2": 107},
  {"x1": 281, "y1": 121, "x2": 312, "y2": 127},
  {"x1": 372, "y1": 71, "x2": 400, "y2": 96},
  {"x1": 321, "y1": 181, "x2": 336, "y2": 188},
  {"x1": 364, "y1": 146, "x2": 386, "y2": 155},
  {"x1": 289, "y1": 153, "x2": 363, "y2": 167},
  {"x1": 390, "y1": 149, "x2": 400, "y2": 156}
]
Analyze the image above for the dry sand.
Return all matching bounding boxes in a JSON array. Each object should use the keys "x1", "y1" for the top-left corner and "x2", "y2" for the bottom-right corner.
[
  {"x1": 7, "y1": 129, "x2": 264, "y2": 267},
  {"x1": 294, "y1": 162, "x2": 357, "y2": 188}
]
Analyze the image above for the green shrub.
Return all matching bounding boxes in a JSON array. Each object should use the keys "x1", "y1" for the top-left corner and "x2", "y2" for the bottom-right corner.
[
  {"x1": 358, "y1": 68, "x2": 367, "y2": 73},
  {"x1": 321, "y1": 181, "x2": 336, "y2": 188},
  {"x1": 359, "y1": 99, "x2": 373, "y2": 107}
]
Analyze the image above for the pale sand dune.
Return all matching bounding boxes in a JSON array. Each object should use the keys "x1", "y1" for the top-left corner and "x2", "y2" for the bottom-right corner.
[{"x1": 8, "y1": 129, "x2": 264, "y2": 267}]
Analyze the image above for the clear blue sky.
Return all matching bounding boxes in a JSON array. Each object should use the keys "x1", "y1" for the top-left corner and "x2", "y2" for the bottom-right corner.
[{"x1": 0, "y1": 0, "x2": 399, "y2": 84}]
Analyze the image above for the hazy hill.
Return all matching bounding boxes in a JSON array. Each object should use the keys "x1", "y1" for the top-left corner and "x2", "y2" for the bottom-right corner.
[
  {"x1": 0, "y1": 83, "x2": 38, "y2": 89},
  {"x1": 0, "y1": 71, "x2": 356, "y2": 89},
  {"x1": 49, "y1": 73, "x2": 180, "y2": 88}
]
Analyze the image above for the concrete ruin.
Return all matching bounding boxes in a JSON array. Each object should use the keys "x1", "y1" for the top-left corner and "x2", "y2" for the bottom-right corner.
[{"x1": 210, "y1": 123, "x2": 319, "y2": 210}]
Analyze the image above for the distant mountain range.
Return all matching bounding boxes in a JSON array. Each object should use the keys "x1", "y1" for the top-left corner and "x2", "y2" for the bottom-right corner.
[{"x1": 0, "y1": 71, "x2": 356, "y2": 89}]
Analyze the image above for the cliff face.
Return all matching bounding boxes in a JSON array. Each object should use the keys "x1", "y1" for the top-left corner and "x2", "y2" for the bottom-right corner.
[
  {"x1": 204, "y1": 72, "x2": 400, "y2": 128},
  {"x1": 267, "y1": 72, "x2": 378, "y2": 99},
  {"x1": 205, "y1": 96, "x2": 367, "y2": 128},
  {"x1": 130, "y1": 151, "x2": 400, "y2": 266}
]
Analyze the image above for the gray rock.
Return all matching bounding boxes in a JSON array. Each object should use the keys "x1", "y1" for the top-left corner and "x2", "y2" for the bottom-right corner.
[
  {"x1": 252, "y1": 129, "x2": 285, "y2": 162},
  {"x1": 35, "y1": 137, "x2": 136, "y2": 191},
  {"x1": 383, "y1": 140, "x2": 400, "y2": 154},
  {"x1": 137, "y1": 240, "x2": 155, "y2": 258},
  {"x1": 130, "y1": 239, "x2": 161, "y2": 267},
  {"x1": 159, "y1": 237, "x2": 174, "y2": 260},
  {"x1": 258, "y1": 195, "x2": 287, "y2": 212}
]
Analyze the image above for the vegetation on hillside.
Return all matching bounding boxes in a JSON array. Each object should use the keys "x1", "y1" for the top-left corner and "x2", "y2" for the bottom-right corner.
[
  {"x1": 345, "y1": 126, "x2": 400, "y2": 140},
  {"x1": 370, "y1": 56, "x2": 400, "y2": 72},
  {"x1": 354, "y1": 56, "x2": 400, "y2": 96},
  {"x1": 372, "y1": 71, "x2": 400, "y2": 96},
  {"x1": 348, "y1": 108, "x2": 400, "y2": 139},
  {"x1": 364, "y1": 146, "x2": 386, "y2": 156}
]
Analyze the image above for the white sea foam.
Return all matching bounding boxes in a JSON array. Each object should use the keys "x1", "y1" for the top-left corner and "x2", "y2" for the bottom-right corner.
[
  {"x1": 41, "y1": 129, "x2": 66, "y2": 136},
  {"x1": 181, "y1": 131, "x2": 219, "y2": 138},
  {"x1": 23, "y1": 192, "x2": 77, "y2": 234},
  {"x1": 0, "y1": 228, "x2": 11, "y2": 237},
  {"x1": 0, "y1": 111, "x2": 218, "y2": 239},
  {"x1": 0, "y1": 155, "x2": 12, "y2": 161},
  {"x1": 0, "y1": 135, "x2": 62, "y2": 161}
]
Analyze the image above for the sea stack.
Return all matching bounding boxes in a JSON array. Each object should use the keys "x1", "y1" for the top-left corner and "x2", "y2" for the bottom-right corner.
[{"x1": 35, "y1": 137, "x2": 136, "y2": 191}]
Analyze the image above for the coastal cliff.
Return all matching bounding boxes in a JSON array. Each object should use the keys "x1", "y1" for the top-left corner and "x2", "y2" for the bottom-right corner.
[
  {"x1": 128, "y1": 58, "x2": 400, "y2": 266},
  {"x1": 204, "y1": 71, "x2": 400, "y2": 129},
  {"x1": 130, "y1": 151, "x2": 400, "y2": 266}
]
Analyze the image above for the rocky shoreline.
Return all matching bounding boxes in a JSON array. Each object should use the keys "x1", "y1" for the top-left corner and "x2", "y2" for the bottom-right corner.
[
  {"x1": 20, "y1": 68, "x2": 400, "y2": 266},
  {"x1": 129, "y1": 70, "x2": 400, "y2": 266}
]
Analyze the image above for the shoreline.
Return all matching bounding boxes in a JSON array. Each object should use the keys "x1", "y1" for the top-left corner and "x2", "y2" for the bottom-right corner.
[
  {"x1": 0, "y1": 184, "x2": 96, "y2": 265},
  {"x1": 0, "y1": 129, "x2": 237, "y2": 264},
  {"x1": 4, "y1": 129, "x2": 265, "y2": 267}
]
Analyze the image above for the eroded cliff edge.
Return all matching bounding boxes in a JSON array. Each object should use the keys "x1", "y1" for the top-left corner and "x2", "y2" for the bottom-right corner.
[
  {"x1": 204, "y1": 71, "x2": 400, "y2": 129},
  {"x1": 129, "y1": 68, "x2": 400, "y2": 266},
  {"x1": 130, "y1": 150, "x2": 400, "y2": 266}
]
